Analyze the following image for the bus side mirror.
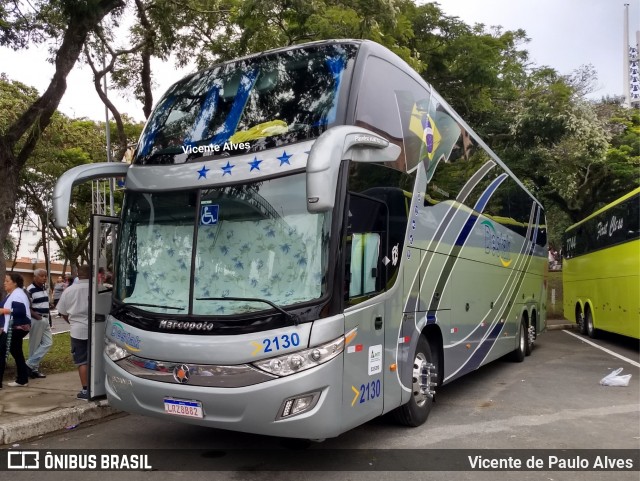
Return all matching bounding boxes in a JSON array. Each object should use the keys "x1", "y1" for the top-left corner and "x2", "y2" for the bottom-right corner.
[
  {"x1": 306, "y1": 126, "x2": 401, "y2": 213},
  {"x1": 52, "y1": 162, "x2": 130, "y2": 228}
]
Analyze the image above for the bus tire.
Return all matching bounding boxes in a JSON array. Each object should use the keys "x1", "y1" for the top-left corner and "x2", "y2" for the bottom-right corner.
[
  {"x1": 577, "y1": 309, "x2": 587, "y2": 335},
  {"x1": 525, "y1": 320, "x2": 535, "y2": 356},
  {"x1": 392, "y1": 336, "x2": 436, "y2": 427},
  {"x1": 510, "y1": 320, "x2": 526, "y2": 362},
  {"x1": 585, "y1": 309, "x2": 597, "y2": 339}
]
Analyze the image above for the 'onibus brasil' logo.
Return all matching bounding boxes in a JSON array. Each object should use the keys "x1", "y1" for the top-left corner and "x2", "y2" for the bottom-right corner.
[
  {"x1": 482, "y1": 220, "x2": 512, "y2": 267},
  {"x1": 111, "y1": 322, "x2": 142, "y2": 352}
]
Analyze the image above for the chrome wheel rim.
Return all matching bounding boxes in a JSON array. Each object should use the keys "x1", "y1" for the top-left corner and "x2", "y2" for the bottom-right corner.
[
  {"x1": 527, "y1": 324, "x2": 535, "y2": 347},
  {"x1": 412, "y1": 353, "x2": 433, "y2": 407}
]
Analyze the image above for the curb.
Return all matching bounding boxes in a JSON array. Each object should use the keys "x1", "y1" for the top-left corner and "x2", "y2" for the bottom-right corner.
[
  {"x1": 546, "y1": 322, "x2": 575, "y2": 331},
  {"x1": 0, "y1": 400, "x2": 120, "y2": 446}
]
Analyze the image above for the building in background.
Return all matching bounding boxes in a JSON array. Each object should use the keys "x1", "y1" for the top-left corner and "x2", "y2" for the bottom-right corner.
[
  {"x1": 624, "y1": 3, "x2": 640, "y2": 107},
  {"x1": 8, "y1": 213, "x2": 70, "y2": 288}
]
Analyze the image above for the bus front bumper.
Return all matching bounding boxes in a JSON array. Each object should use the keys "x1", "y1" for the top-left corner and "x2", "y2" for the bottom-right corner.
[{"x1": 104, "y1": 354, "x2": 345, "y2": 439}]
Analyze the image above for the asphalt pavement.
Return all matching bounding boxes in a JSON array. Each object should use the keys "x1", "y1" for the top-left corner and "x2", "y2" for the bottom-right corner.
[{"x1": 0, "y1": 319, "x2": 576, "y2": 447}]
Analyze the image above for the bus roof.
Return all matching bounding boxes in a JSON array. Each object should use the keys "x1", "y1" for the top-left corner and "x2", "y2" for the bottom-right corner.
[{"x1": 565, "y1": 186, "x2": 640, "y2": 232}]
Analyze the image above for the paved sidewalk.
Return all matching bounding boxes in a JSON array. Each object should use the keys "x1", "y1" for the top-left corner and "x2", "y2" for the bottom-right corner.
[
  {"x1": 0, "y1": 318, "x2": 574, "y2": 446},
  {"x1": 0, "y1": 312, "x2": 119, "y2": 446},
  {"x1": 0, "y1": 371, "x2": 119, "y2": 446}
]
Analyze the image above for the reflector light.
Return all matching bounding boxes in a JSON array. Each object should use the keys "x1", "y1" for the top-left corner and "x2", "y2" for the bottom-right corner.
[{"x1": 282, "y1": 399, "x2": 294, "y2": 417}]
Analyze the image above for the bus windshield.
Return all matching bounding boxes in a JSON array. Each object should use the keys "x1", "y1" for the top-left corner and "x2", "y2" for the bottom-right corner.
[
  {"x1": 135, "y1": 44, "x2": 357, "y2": 165},
  {"x1": 115, "y1": 173, "x2": 332, "y2": 316}
]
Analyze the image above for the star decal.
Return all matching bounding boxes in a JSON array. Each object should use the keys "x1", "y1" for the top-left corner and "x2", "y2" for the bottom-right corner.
[
  {"x1": 197, "y1": 165, "x2": 210, "y2": 179},
  {"x1": 277, "y1": 151, "x2": 293, "y2": 166},
  {"x1": 221, "y1": 161, "x2": 235, "y2": 176},
  {"x1": 249, "y1": 157, "x2": 263, "y2": 172}
]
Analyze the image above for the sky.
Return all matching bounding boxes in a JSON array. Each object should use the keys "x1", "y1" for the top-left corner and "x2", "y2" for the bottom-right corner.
[
  {"x1": 434, "y1": 0, "x2": 639, "y2": 98},
  {"x1": 0, "y1": 0, "x2": 638, "y2": 123}
]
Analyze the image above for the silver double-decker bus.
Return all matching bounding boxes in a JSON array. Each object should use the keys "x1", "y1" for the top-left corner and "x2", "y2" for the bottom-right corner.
[{"x1": 53, "y1": 39, "x2": 547, "y2": 439}]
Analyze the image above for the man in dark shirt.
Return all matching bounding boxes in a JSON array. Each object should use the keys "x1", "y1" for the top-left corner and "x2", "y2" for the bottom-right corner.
[{"x1": 26, "y1": 269, "x2": 53, "y2": 378}]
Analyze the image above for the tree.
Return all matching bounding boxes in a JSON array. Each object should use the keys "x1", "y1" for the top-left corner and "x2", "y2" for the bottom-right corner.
[
  {"x1": 0, "y1": 0, "x2": 125, "y2": 291},
  {"x1": 400, "y1": 1, "x2": 530, "y2": 135},
  {"x1": 1, "y1": 75, "x2": 143, "y2": 269},
  {"x1": 597, "y1": 101, "x2": 640, "y2": 202},
  {"x1": 82, "y1": 0, "x2": 168, "y2": 153},
  {"x1": 499, "y1": 66, "x2": 639, "y2": 227}
]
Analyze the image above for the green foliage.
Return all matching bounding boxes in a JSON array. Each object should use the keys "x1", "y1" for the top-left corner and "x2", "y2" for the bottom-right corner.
[
  {"x1": 0, "y1": 75, "x2": 141, "y2": 267},
  {"x1": 545, "y1": 207, "x2": 572, "y2": 250},
  {"x1": 0, "y1": 74, "x2": 39, "y2": 139},
  {"x1": 402, "y1": 2, "x2": 529, "y2": 131},
  {"x1": 601, "y1": 107, "x2": 640, "y2": 199},
  {"x1": 501, "y1": 69, "x2": 637, "y2": 229}
]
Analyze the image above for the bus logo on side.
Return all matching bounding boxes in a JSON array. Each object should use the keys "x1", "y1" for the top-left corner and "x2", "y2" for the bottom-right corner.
[
  {"x1": 482, "y1": 220, "x2": 512, "y2": 267},
  {"x1": 111, "y1": 322, "x2": 142, "y2": 352}
]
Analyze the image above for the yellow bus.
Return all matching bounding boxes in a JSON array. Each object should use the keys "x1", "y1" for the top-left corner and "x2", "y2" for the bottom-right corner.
[{"x1": 563, "y1": 187, "x2": 640, "y2": 339}]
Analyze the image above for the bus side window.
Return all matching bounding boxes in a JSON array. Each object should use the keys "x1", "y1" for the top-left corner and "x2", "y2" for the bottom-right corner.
[{"x1": 345, "y1": 193, "x2": 388, "y2": 304}]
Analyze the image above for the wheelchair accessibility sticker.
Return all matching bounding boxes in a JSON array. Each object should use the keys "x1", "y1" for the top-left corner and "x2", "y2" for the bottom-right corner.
[{"x1": 200, "y1": 204, "x2": 219, "y2": 226}]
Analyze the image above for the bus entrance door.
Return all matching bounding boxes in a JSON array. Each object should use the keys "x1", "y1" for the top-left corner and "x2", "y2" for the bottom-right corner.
[
  {"x1": 88, "y1": 215, "x2": 119, "y2": 400},
  {"x1": 341, "y1": 193, "x2": 389, "y2": 428}
]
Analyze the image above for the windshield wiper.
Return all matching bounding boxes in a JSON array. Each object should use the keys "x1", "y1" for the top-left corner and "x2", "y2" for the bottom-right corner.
[
  {"x1": 123, "y1": 302, "x2": 185, "y2": 311},
  {"x1": 196, "y1": 296, "x2": 300, "y2": 325}
]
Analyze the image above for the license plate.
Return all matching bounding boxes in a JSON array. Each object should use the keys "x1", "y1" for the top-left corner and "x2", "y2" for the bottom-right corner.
[{"x1": 164, "y1": 398, "x2": 204, "y2": 418}]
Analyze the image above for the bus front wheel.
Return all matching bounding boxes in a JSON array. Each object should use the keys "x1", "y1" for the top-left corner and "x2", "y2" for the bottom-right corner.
[{"x1": 393, "y1": 336, "x2": 437, "y2": 427}]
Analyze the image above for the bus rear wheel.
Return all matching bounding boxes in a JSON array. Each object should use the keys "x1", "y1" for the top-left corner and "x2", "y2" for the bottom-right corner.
[
  {"x1": 586, "y1": 309, "x2": 597, "y2": 339},
  {"x1": 525, "y1": 321, "x2": 535, "y2": 356},
  {"x1": 510, "y1": 320, "x2": 526, "y2": 362},
  {"x1": 577, "y1": 309, "x2": 587, "y2": 335},
  {"x1": 393, "y1": 336, "x2": 437, "y2": 427}
]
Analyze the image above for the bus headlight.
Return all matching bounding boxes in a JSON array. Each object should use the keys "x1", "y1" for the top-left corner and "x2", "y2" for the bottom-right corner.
[
  {"x1": 105, "y1": 340, "x2": 131, "y2": 362},
  {"x1": 252, "y1": 336, "x2": 344, "y2": 376}
]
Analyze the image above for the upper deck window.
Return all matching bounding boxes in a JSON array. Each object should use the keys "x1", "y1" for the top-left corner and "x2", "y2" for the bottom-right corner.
[{"x1": 135, "y1": 44, "x2": 357, "y2": 165}]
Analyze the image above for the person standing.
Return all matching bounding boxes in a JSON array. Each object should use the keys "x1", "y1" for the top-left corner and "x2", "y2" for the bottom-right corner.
[
  {"x1": 0, "y1": 272, "x2": 32, "y2": 388},
  {"x1": 52, "y1": 276, "x2": 65, "y2": 310},
  {"x1": 25, "y1": 268, "x2": 53, "y2": 379},
  {"x1": 57, "y1": 264, "x2": 90, "y2": 400}
]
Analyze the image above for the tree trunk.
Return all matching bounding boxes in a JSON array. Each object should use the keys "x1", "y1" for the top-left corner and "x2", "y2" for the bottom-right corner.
[{"x1": 0, "y1": 143, "x2": 19, "y2": 294}]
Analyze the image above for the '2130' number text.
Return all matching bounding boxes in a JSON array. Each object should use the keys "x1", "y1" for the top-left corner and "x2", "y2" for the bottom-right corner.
[
  {"x1": 263, "y1": 333, "x2": 301, "y2": 353},
  {"x1": 360, "y1": 379, "x2": 381, "y2": 403}
]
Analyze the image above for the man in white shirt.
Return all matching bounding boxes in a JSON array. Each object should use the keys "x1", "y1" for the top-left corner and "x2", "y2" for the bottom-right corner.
[{"x1": 57, "y1": 264, "x2": 90, "y2": 400}]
